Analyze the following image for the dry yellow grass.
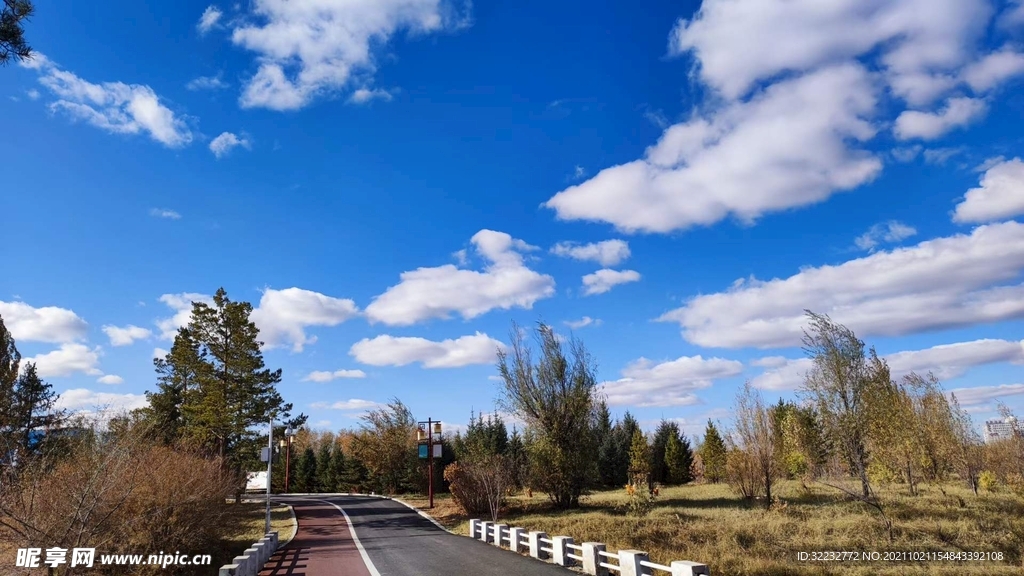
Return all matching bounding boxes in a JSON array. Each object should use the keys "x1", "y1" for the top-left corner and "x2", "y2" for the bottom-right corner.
[
  {"x1": 211, "y1": 502, "x2": 295, "y2": 569},
  {"x1": 412, "y1": 481, "x2": 1024, "y2": 575}
]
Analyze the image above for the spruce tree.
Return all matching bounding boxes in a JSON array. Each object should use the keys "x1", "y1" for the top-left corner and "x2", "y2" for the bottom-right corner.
[
  {"x1": 329, "y1": 443, "x2": 347, "y2": 492},
  {"x1": 0, "y1": 316, "x2": 21, "y2": 452},
  {"x1": 665, "y1": 431, "x2": 694, "y2": 484},
  {"x1": 628, "y1": 428, "x2": 651, "y2": 486},
  {"x1": 700, "y1": 420, "x2": 728, "y2": 483},
  {"x1": 296, "y1": 447, "x2": 317, "y2": 493},
  {"x1": 650, "y1": 420, "x2": 681, "y2": 484},
  {"x1": 316, "y1": 442, "x2": 334, "y2": 493},
  {"x1": 595, "y1": 402, "x2": 616, "y2": 487}
]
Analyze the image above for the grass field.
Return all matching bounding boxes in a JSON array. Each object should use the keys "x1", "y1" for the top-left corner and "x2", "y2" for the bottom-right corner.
[
  {"x1": 405, "y1": 481, "x2": 1024, "y2": 575},
  {"x1": 210, "y1": 501, "x2": 296, "y2": 569}
]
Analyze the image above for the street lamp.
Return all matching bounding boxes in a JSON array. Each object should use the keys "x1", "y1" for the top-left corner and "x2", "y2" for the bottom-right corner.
[{"x1": 417, "y1": 419, "x2": 442, "y2": 508}]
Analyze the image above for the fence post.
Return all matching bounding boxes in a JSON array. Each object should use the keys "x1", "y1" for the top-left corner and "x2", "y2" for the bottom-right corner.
[
  {"x1": 581, "y1": 542, "x2": 608, "y2": 576},
  {"x1": 218, "y1": 565, "x2": 241, "y2": 576},
  {"x1": 469, "y1": 519, "x2": 479, "y2": 540},
  {"x1": 493, "y1": 524, "x2": 508, "y2": 547},
  {"x1": 618, "y1": 550, "x2": 650, "y2": 576},
  {"x1": 551, "y1": 536, "x2": 575, "y2": 566},
  {"x1": 528, "y1": 531, "x2": 550, "y2": 560},
  {"x1": 231, "y1": 555, "x2": 251, "y2": 576},
  {"x1": 671, "y1": 560, "x2": 710, "y2": 576},
  {"x1": 480, "y1": 521, "x2": 493, "y2": 543},
  {"x1": 508, "y1": 527, "x2": 525, "y2": 553}
]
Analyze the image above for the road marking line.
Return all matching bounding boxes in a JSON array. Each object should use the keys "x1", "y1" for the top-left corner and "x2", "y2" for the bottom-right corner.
[
  {"x1": 313, "y1": 498, "x2": 382, "y2": 576},
  {"x1": 387, "y1": 497, "x2": 453, "y2": 533}
]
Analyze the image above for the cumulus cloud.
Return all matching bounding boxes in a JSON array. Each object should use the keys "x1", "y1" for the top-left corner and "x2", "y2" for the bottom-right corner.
[
  {"x1": 153, "y1": 347, "x2": 168, "y2": 359},
  {"x1": 949, "y1": 383, "x2": 1024, "y2": 406},
  {"x1": 0, "y1": 300, "x2": 88, "y2": 343},
  {"x1": 962, "y1": 46, "x2": 1024, "y2": 91},
  {"x1": 197, "y1": 6, "x2": 223, "y2": 35},
  {"x1": 310, "y1": 399, "x2": 380, "y2": 411},
  {"x1": 231, "y1": 0, "x2": 470, "y2": 110},
  {"x1": 102, "y1": 324, "x2": 152, "y2": 346},
  {"x1": 550, "y1": 240, "x2": 631, "y2": 266},
  {"x1": 209, "y1": 132, "x2": 251, "y2": 158},
  {"x1": 55, "y1": 388, "x2": 148, "y2": 413},
  {"x1": 186, "y1": 74, "x2": 229, "y2": 91},
  {"x1": 544, "y1": 64, "x2": 881, "y2": 233},
  {"x1": 581, "y1": 269, "x2": 641, "y2": 296},
  {"x1": 600, "y1": 355, "x2": 744, "y2": 407},
  {"x1": 22, "y1": 53, "x2": 192, "y2": 147},
  {"x1": 97, "y1": 374, "x2": 124, "y2": 385},
  {"x1": 250, "y1": 287, "x2": 360, "y2": 352},
  {"x1": 155, "y1": 293, "x2": 214, "y2": 339},
  {"x1": 855, "y1": 220, "x2": 917, "y2": 251},
  {"x1": 953, "y1": 158, "x2": 1024, "y2": 223},
  {"x1": 350, "y1": 332, "x2": 505, "y2": 368},
  {"x1": 302, "y1": 369, "x2": 367, "y2": 382},
  {"x1": 364, "y1": 230, "x2": 555, "y2": 326},
  {"x1": 894, "y1": 97, "x2": 987, "y2": 140},
  {"x1": 149, "y1": 208, "x2": 181, "y2": 219},
  {"x1": 25, "y1": 344, "x2": 102, "y2": 378},
  {"x1": 752, "y1": 338, "x2": 1024, "y2": 391},
  {"x1": 658, "y1": 221, "x2": 1024, "y2": 349},
  {"x1": 349, "y1": 88, "x2": 394, "y2": 104},
  {"x1": 564, "y1": 316, "x2": 601, "y2": 329}
]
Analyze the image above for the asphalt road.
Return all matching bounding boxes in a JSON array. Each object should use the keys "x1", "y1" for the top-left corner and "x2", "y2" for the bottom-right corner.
[{"x1": 259, "y1": 494, "x2": 572, "y2": 576}]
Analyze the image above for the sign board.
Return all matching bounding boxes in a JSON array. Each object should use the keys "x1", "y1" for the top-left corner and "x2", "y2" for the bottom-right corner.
[
  {"x1": 246, "y1": 471, "x2": 268, "y2": 491},
  {"x1": 418, "y1": 444, "x2": 443, "y2": 459},
  {"x1": 260, "y1": 447, "x2": 271, "y2": 462}
]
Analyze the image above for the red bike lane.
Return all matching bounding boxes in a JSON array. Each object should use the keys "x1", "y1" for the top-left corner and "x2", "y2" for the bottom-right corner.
[{"x1": 259, "y1": 500, "x2": 373, "y2": 576}]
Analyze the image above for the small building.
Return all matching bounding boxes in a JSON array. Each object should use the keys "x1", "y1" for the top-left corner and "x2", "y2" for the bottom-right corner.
[{"x1": 983, "y1": 417, "x2": 1022, "y2": 444}]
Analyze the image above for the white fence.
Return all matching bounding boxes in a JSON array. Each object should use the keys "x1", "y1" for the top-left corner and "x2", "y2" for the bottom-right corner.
[
  {"x1": 468, "y1": 519, "x2": 709, "y2": 576},
  {"x1": 218, "y1": 530, "x2": 280, "y2": 576}
]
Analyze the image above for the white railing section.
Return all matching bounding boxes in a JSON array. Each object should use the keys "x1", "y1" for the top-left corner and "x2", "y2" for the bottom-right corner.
[
  {"x1": 218, "y1": 531, "x2": 280, "y2": 576},
  {"x1": 467, "y1": 519, "x2": 709, "y2": 576}
]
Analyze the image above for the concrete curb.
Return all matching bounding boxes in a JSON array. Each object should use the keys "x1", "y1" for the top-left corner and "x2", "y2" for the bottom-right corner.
[{"x1": 385, "y1": 496, "x2": 455, "y2": 534}]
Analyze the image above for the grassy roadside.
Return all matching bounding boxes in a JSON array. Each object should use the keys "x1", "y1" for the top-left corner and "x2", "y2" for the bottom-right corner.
[
  {"x1": 402, "y1": 481, "x2": 1024, "y2": 576},
  {"x1": 210, "y1": 502, "x2": 296, "y2": 569}
]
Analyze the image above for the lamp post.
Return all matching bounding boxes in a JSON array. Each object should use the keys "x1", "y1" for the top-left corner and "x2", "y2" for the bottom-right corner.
[
  {"x1": 417, "y1": 419, "x2": 442, "y2": 508},
  {"x1": 280, "y1": 429, "x2": 294, "y2": 493},
  {"x1": 265, "y1": 417, "x2": 273, "y2": 534}
]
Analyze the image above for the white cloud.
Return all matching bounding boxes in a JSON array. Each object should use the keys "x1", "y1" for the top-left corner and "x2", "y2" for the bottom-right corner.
[
  {"x1": 365, "y1": 230, "x2": 555, "y2": 326},
  {"x1": 544, "y1": 64, "x2": 881, "y2": 233},
  {"x1": 23, "y1": 53, "x2": 192, "y2": 147},
  {"x1": 0, "y1": 300, "x2": 89, "y2": 344},
  {"x1": 752, "y1": 338, "x2": 1024, "y2": 391},
  {"x1": 97, "y1": 374, "x2": 124, "y2": 385},
  {"x1": 56, "y1": 388, "x2": 148, "y2": 413},
  {"x1": 302, "y1": 369, "x2": 367, "y2": 382},
  {"x1": 949, "y1": 383, "x2": 1024, "y2": 406},
  {"x1": 962, "y1": 46, "x2": 1024, "y2": 91},
  {"x1": 102, "y1": 324, "x2": 152, "y2": 346},
  {"x1": 26, "y1": 89, "x2": 39, "y2": 100},
  {"x1": 186, "y1": 74, "x2": 230, "y2": 91},
  {"x1": 564, "y1": 316, "x2": 601, "y2": 329},
  {"x1": 197, "y1": 6, "x2": 223, "y2": 35},
  {"x1": 25, "y1": 344, "x2": 102, "y2": 378},
  {"x1": 923, "y1": 147, "x2": 966, "y2": 165},
  {"x1": 894, "y1": 97, "x2": 987, "y2": 140},
  {"x1": 891, "y1": 146, "x2": 923, "y2": 162},
  {"x1": 155, "y1": 293, "x2": 214, "y2": 339},
  {"x1": 250, "y1": 287, "x2": 359, "y2": 352},
  {"x1": 550, "y1": 240, "x2": 631, "y2": 266},
  {"x1": 349, "y1": 88, "x2": 394, "y2": 104},
  {"x1": 350, "y1": 332, "x2": 504, "y2": 368},
  {"x1": 153, "y1": 347, "x2": 168, "y2": 359},
  {"x1": 310, "y1": 399, "x2": 380, "y2": 411},
  {"x1": 669, "y1": 0, "x2": 989, "y2": 104},
  {"x1": 572, "y1": 165, "x2": 587, "y2": 180},
  {"x1": 582, "y1": 269, "x2": 641, "y2": 296},
  {"x1": 750, "y1": 356, "x2": 789, "y2": 369},
  {"x1": 855, "y1": 220, "x2": 918, "y2": 251},
  {"x1": 209, "y1": 132, "x2": 251, "y2": 158},
  {"x1": 1005, "y1": 1, "x2": 1024, "y2": 26},
  {"x1": 953, "y1": 158, "x2": 1024, "y2": 223},
  {"x1": 659, "y1": 221, "x2": 1024, "y2": 348},
  {"x1": 150, "y1": 208, "x2": 181, "y2": 219},
  {"x1": 231, "y1": 0, "x2": 469, "y2": 110},
  {"x1": 600, "y1": 355, "x2": 744, "y2": 407}
]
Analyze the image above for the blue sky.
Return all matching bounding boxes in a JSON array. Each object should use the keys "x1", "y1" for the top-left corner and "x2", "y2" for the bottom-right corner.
[{"x1": 3, "y1": 0, "x2": 1024, "y2": 437}]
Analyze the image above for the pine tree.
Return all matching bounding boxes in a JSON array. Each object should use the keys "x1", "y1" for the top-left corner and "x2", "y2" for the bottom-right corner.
[
  {"x1": 0, "y1": 316, "x2": 21, "y2": 453},
  {"x1": 595, "y1": 402, "x2": 616, "y2": 487},
  {"x1": 342, "y1": 453, "x2": 367, "y2": 492},
  {"x1": 8, "y1": 362, "x2": 63, "y2": 455},
  {"x1": 316, "y1": 442, "x2": 334, "y2": 493},
  {"x1": 700, "y1": 420, "x2": 728, "y2": 483},
  {"x1": 329, "y1": 443, "x2": 347, "y2": 492},
  {"x1": 609, "y1": 412, "x2": 641, "y2": 486},
  {"x1": 145, "y1": 327, "x2": 205, "y2": 445},
  {"x1": 295, "y1": 447, "x2": 317, "y2": 493},
  {"x1": 506, "y1": 427, "x2": 528, "y2": 491},
  {"x1": 628, "y1": 428, "x2": 651, "y2": 484},
  {"x1": 651, "y1": 420, "x2": 682, "y2": 484},
  {"x1": 665, "y1": 431, "x2": 694, "y2": 484}
]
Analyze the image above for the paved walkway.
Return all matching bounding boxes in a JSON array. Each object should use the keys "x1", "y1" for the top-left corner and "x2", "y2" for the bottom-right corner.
[{"x1": 260, "y1": 495, "x2": 572, "y2": 576}]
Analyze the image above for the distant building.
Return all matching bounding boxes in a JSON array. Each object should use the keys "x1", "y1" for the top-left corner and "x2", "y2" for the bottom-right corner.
[{"x1": 984, "y1": 417, "x2": 1022, "y2": 444}]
